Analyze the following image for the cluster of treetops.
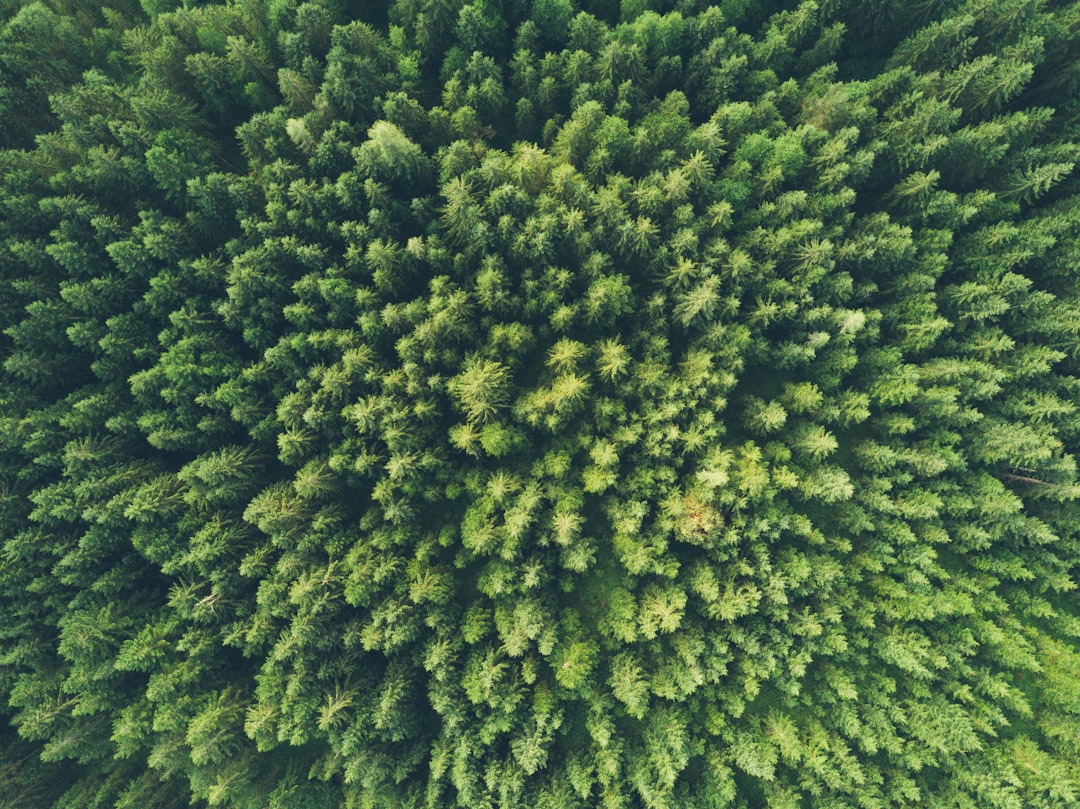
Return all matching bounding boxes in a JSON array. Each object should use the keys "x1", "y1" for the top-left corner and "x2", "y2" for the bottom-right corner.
[{"x1": 1, "y1": 0, "x2": 1079, "y2": 806}]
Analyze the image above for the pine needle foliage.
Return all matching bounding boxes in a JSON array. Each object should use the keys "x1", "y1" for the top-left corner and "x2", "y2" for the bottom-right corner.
[{"x1": 1, "y1": 0, "x2": 1080, "y2": 806}]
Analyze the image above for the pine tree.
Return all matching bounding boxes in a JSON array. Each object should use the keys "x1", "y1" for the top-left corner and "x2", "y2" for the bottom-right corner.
[{"x1": 2, "y1": 0, "x2": 1080, "y2": 805}]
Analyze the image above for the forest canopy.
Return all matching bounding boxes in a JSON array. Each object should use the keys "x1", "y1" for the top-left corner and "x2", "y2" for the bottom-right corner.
[{"x1": 1, "y1": 0, "x2": 1080, "y2": 806}]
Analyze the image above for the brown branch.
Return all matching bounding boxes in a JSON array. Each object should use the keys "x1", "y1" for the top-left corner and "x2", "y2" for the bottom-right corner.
[{"x1": 997, "y1": 472, "x2": 1051, "y2": 486}]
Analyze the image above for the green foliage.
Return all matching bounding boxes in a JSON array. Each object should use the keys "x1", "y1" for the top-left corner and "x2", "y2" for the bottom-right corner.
[{"x1": 1, "y1": 0, "x2": 1079, "y2": 806}]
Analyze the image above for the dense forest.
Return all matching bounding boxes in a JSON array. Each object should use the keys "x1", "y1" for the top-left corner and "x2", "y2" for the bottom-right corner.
[{"x1": 1, "y1": 0, "x2": 1079, "y2": 806}]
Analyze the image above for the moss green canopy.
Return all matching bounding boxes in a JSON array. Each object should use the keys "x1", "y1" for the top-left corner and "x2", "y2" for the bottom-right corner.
[{"x1": 1, "y1": 0, "x2": 1079, "y2": 806}]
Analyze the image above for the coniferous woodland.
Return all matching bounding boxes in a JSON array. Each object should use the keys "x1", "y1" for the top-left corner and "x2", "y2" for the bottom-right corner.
[{"x1": 1, "y1": 0, "x2": 1080, "y2": 806}]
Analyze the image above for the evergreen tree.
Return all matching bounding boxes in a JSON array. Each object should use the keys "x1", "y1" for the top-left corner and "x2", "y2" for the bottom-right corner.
[{"x1": 1, "y1": 0, "x2": 1079, "y2": 806}]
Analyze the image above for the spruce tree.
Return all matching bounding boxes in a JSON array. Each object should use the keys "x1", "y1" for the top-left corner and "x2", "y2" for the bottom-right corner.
[{"x1": 1, "y1": 0, "x2": 1079, "y2": 806}]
